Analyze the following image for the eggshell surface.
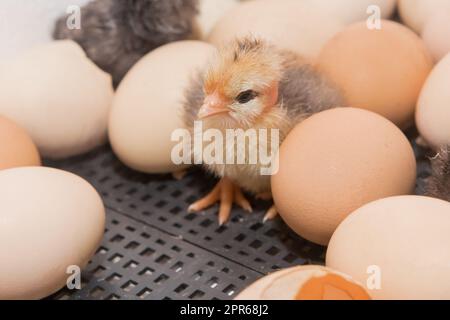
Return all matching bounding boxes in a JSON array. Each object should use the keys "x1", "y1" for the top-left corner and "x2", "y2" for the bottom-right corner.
[
  {"x1": 0, "y1": 40, "x2": 114, "y2": 159},
  {"x1": 0, "y1": 167, "x2": 105, "y2": 300},
  {"x1": 197, "y1": 0, "x2": 239, "y2": 39},
  {"x1": 416, "y1": 53, "x2": 450, "y2": 149},
  {"x1": 317, "y1": 21, "x2": 433, "y2": 128},
  {"x1": 109, "y1": 41, "x2": 216, "y2": 174},
  {"x1": 235, "y1": 265, "x2": 370, "y2": 300},
  {"x1": 399, "y1": 0, "x2": 450, "y2": 34},
  {"x1": 207, "y1": 0, "x2": 345, "y2": 59},
  {"x1": 327, "y1": 196, "x2": 450, "y2": 300},
  {"x1": 0, "y1": 116, "x2": 40, "y2": 170},
  {"x1": 422, "y1": 12, "x2": 450, "y2": 62},
  {"x1": 272, "y1": 108, "x2": 417, "y2": 246}
]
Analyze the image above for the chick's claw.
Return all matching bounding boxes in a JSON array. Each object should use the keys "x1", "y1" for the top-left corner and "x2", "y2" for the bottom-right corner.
[
  {"x1": 263, "y1": 205, "x2": 278, "y2": 223},
  {"x1": 188, "y1": 178, "x2": 253, "y2": 225}
]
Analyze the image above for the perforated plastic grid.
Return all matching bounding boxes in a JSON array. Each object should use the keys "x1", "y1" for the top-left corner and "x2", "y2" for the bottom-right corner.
[{"x1": 47, "y1": 137, "x2": 430, "y2": 300}]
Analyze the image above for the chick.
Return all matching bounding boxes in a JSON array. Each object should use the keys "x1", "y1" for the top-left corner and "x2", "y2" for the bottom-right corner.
[
  {"x1": 426, "y1": 146, "x2": 450, "y2": 202},
  {"x1": 54, "y1": 0, "x2": 199, "y2": 86},
  {"x1": 183, "y1": 37, "x2": 344, "y2": 225}
]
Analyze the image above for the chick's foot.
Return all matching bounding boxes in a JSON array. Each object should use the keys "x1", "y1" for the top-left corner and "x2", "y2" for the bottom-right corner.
[{"x1": 188, "y1": 177, "x2": 253, "y2": 225}]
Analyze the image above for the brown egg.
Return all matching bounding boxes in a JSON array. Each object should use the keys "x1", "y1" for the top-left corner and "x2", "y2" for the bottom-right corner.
[
  {"x1": 235, "y1": 265, "x2": 371, "y2": 300},
  {"x1": 0, "y1": 116, "x2": 40, "y2": 170},
  {"x1": 272, "y1": 108, "x2": 417, "y2": 246},
  {"x1": 317, "y1": 20, "x2": 433, "y2": 129}
]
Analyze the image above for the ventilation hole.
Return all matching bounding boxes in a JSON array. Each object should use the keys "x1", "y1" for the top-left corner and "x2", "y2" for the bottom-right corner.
[
  {"x1": 234, "y1": 234, "x2": 246, "y2": 242},
  {"x1": 249, "y1": 240, "x2": 262, "y2": 249},
  {"x1": 206, "y1": 277, "x2": 219, "y2": 288},
  {"x1": 156, "y1": 239, "x2": 166, "y2": 245},
  {"x1": 154, "y1": 274, "x2": 169, "y2": 284},
  {"x1": 137, "y1": 288, "x2": 152, "y2": 299},
  {"x1": 96, "y1": 246, "x2": 109, "y2": 255},
  {"x1": 175, "y1": 284, "x2": 188, "y2": 293},
  {"x1": 266, "y1": 246, "x2": 280, "y2": 256},
  {"x1": 156, "y1": 254, "x2": 171, "y2": 265},
  {"x1": 121, "y1": 280, "x2": 137, "y2": 292},
  {"x1": 200, "y1": 219, "x2": 213, "y2": 228},
  {"x1": 106, "y1": 273, "x2": 122, "y2": 283},
  {"x1": 139, "y1": 267, "x2": 154, "y2": 277},
  {"x1": 170, "y1": 206, "x2": 182, "y2": 214},
  {"x1": 223, "y1": 285, "x2": 236, "y2": 296},
  {"x1": 125, "y1": 241, "x2": 139, "y2": 250},
  {"x1": 192, "y1": 270, "x2": 203, "y2": 280},
  {"x1": 92, "y1": 266, "x2": 106, "y2": 276},
  {"x1": 171, "y1": 246, "x2": 181, "y2": 252},
  {"x1": 106, "y1": 294, "x2": 120, "y2": 300},
  {"x1": 155, "y1": 200, "x2": 167, "y2": 208},
  {"x1": 250, "y1": 223, "x2": 263, "y2": 231},
  {"x1": 283, "y1": 253, "x2": 297, "y2": 263},
  {"x1": 125, "y1": 226, "x2": 136, "y2": 232},
  {"x1": 140, "y1": 248, "x2": 155, "y2": 257},
  {"x1": 189, "y1": 290, "x2": 205, "y2": 299},
  {"x1": 140, "y1": 232, "x2": 150, "y2": 239},
  {"x1": 171, "y1": 261, "x2": 183, "y2": 273},
  {"x1": 141, "y1": 195, "x2": 151, "y2": 202},
  {"x1": 124, "y1": 260, "x2": 139, "y2": 269},
  {"x1": 109, "y1": 254, "x2": 123, "y2": 263},
  {"x1": 111, "y1": 234, "x2": 124, "y2": 243}
]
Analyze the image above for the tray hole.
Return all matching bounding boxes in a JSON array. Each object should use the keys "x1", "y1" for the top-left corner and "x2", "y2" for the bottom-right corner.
[
  {"x1": 234, "y1": 234, "x2": 246, "y2": 242},
  {"x1": 111, "y1": 220, "x2": 120, "y2": 225},
  {"x1": 189, "y1": 290, "x2": 205, "y2": 299},
  {"x1": 173, "y1": 222, "x2": 182, "y2": 228},
  {"x1": 124, "y1": 260, "x2": 139, "y2": 269},
  {"x1": 137, "y1": 288, "x2": 152, "y2": 299},
  {"x1": 207, "y1": 261, "x2": 215, "y2": 267},
  {"x1": 186, "y1": 252, "x2": 196, "y2": 258},
  {"x1": 111, "y1": 234, "x2": 125, "y2": 243},
  {"x1": 249, "y1": 240, "x2": 262, "y2": 249},
  {"x1": 129, "y1": 203, "x2": 137, "y2": 209},
  {"x1": 254, "y1": 257, "x2": 265, "y2": 263},
  {"x1": 156, "y1": 239, "x2": 166, "y2": 246},
  {"x1": 175, "y1": 283, "x2": 188, "y2": 293},
  {"x1": 200, "y1": 219, "x2": 213, "y2": 228},
  {"x1": 206, "y1": 277, "x2": 219, "y2": 289},
  {"x1": 154, "y1": 274, "x2": 169, "y2": 284},
  {"x1": 264, "y1": 229, "x2": 277, "y2": 237},
  {"x1": 92, "y1": 266, "x2": 106, "y2": 277},
  {"x1": 171, "y1": 190, "x2": 182, "y2": 198},
  {"x1": 140, "y1": 247, "x2": 155, "y2": 257},
  {"x1": 239, "y1": 275, "x2": 247, "y2": 281},
  {"x1": 250, "y1": 223, "x2": 263, "y2": 231},
  {"x1": 125, "y1": 241, "x2": 139, "y2": 250},
  {"x1": 126, "y1": 188, "x2": 137, "y2": 195},
  {"x1": 121, "y1": 280, "x2": 137, "y2": 292},
  {"x1": 192, "y1": 270, "x2": 203, "y2": 280},
  {"x1": 223, "y1": 285, "x2": 236, "y2": 296},
  {"x1": 266, "y1": 246, "x2": 280, "y2": 256},
  {"x1": 171, "y1": 246, "x2": 181, "y2": 252},
  {"x1": 189, "y1": 229, "x2": 198, "y2": 235},
  {"x1": 141, "y1": 195, "x2": 151, "y2": 202},
  {"x1": 113, "y1": 183, "x2": 123, "y2": 190},
  {"x1": 155, "y1": 200, "x2": 167, "y2": 208},
  {"x1": 96, "y1": 246, "x2": 109, "y2": 255},
  {"x1": 109, "y1": 254, "x2": 123, "y2": 264},
  {"x1": 99, "y1": 176, "x2": 110, "y2": 183},
  {"x1": 185, "y1": 214, "x2": 196, "y2": 221},
  {"x1": 125, "y1": 226, "x2": 136, "y2": 232},
  {"x1": 221, "y1": 267, "x2": 230, "y2": 274},
  {"x1": 156, "y1": 254, "x2": 171, "y2": 265},
  {"x1": 141, "y1": 210, "x2": 151, "y2": 217},
  {"x1": 106, "y1": 273, "x2": 122, "y2": 283},
  {"x1": 106, "y1": 294, "x2": 120, "y2": 300},
  {"x1": 171, "y1": 261, "x2": 183, "y2": 273},
  {"x1": 157, "y1": 184, "x2": 167, "y2": 191},
  {"x1": 224, "y1": 244, "x2": 232, "y2": 250},
  {"x1": 140, "y1": 232, "x2": 150, "y2": 239},
  {"x1": 204, "y1": 236, "x2": 212, "y2": 241},
  {"x1": 158, "y1": 216, "x2": 168, "y2": 222},
  {"x1": 139, "y1": 267, "x2": 154, "y2": 277},
  {"x1": 215, "y1": 226, "x2": 227, "y2": 234}
]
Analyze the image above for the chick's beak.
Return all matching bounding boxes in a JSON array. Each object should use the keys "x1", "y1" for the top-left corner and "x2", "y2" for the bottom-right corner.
[{"x1": 198, "y1": 92, "x2": 229, "y2": 119}]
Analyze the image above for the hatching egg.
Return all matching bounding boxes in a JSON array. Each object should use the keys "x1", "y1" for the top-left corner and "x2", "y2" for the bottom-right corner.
[
  {"x1": 0, "y1": 167, "x2": 105, "y2": 299},
  {"x1": 0, "y1": 116, "x2": 40, "y2": 170},
  {"x1": 235, "y1": 265, "x2": 371, "y2": 300},
  {"x1": 197, "y1": 0, "x2": 240, "y2": 39},
  {"x1": 109, "y1": 41, "x2": 217, "y2": 174},
  {"x1": 416, "y1": 53, "x2": 450, "y2": 149},
  {"x1": 272, "y1": 108, "x2": 417, "y2": 246},
  {"x1": 207, "y1": 0, "x2": 345, "y2": 59},
  {"x1": 327, "y1": 196, "x2": 450, "y2": 300},
  {"x1": 317, "y1": 20, "x2": 433, "y2": 129},
  {"x1": 422, "y1": 12, "x2": 450, "y2": 62},
  {"x1": 0, "y1": 40, "x2": 114, "y2": 159},
  {"x1": 399, "y1": 0, "x2": 450, "y2": 34}
]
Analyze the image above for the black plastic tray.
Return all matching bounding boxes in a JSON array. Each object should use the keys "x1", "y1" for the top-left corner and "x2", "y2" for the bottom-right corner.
[{"x1": 46, "y1": 137, "x2": 430, "y2": 300}]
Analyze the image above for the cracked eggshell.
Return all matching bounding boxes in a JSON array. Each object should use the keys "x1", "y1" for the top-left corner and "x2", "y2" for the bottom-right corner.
[
  {"x1": 416, "y1": 53, "x2": 450, "y2": 149},
  {"x1": 0, "y1": 116, "x2": 40, "y2": 170},
  {"x1": 327, "y1": 196, "x2": 450, "y2": 300},
  {"x1": 109, "y1": 41, "x2": 217, "y2": 174},
  {"x1": 272, "y1": 108, "x2": 417, "y2": 246},
  {"x1": 0, "y1": 167, "x2": 105, "y2": 300},
  {"x1": 207, "y1": 0, "x2": 345, "y2": 60},
  {"x1": 235, "y1": 265, "x2": 370, "y2": 300},
  {"x1": 0, "y1": 40, "x2": 114, "y2": 159}
]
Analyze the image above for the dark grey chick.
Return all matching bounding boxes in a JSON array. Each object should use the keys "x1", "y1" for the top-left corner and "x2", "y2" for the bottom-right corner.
[
  {"x1": 183, "y1": 37, "x2": 345, "y2": 224},
  {"x1": 54, "y1": 0, "x2": 199, "y2": 86},
  {"x1": 426, "y1": 146, "x2": 450, "y2": 202}
]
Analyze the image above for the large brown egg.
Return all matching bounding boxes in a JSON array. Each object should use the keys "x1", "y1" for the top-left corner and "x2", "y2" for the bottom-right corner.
[
  {"x1": 272, "y1": 108, "x2": 417, "y2": 246},
  {"x1": 0, "y1": 116, "x2": 40, "y2": 170},
  {"x1": 235, "y1": 265, "x2": 371, "y2": 300},
  {"x1": 327, "y1": 196, "x2": 450, "y2": 300},
  {"x1": 317, "y1": 20, "x2": 433, "y2": 129},
  {"x1": 207, "y1": 0, "x2": 345, "y2": 60}
]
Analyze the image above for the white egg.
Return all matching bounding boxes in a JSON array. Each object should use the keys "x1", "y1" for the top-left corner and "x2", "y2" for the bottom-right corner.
[
  {"x1": 0, "y1": 167, "x2": 105, "y2": 300},
  {"x1": 197, "y1": 0, "x2": 240, "y2": 39},
  {"x1": 109, "y1": 41, "x2": 217, "y2": 174},
  {"x1": 416, "y1": 53, "x2": 450, "y2": 149},
  {"x1": 0, "y1": 40, "x2": 114, "y2": 159},
  {"x1": 207, "y1": 0, "x2": 345, "y2": 60},
  {"x1": 399, "y1": 0, "x2": 450, "y2": 34},
  {"x1": 422, "y1": 11, "x2": 450, "y2": 62}
]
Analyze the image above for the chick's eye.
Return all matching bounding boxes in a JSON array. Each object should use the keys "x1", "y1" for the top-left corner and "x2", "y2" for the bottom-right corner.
[{"x1": 236, "y1": 90, "x2": 257, "y2": 104}]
